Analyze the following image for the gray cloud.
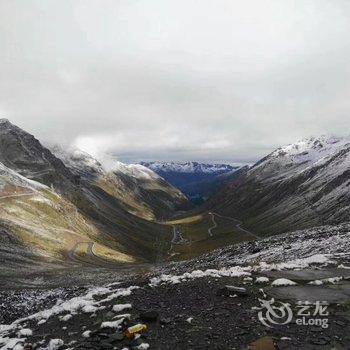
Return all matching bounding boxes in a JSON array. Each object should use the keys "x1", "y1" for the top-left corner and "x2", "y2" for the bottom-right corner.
[{"x1": 1, "y1": 0, "x2": 350, "y2": 164}]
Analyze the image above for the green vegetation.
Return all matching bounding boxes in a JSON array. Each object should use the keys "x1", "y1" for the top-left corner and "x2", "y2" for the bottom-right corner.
[{"x1": 162, "y1": 213, "x2": 256, "y2": 261}]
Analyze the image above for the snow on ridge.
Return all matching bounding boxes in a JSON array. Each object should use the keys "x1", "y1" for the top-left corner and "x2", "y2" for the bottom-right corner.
[
  {"x1": 249, "y1": 135, "x2": 350, "y2": 187},
  {"x1": 269, "y1": 135, "x2": 350, "y2": 165},
  {"x1": 51, "y1": 146, "x2": 105, "y2": 176},
  {"x1": 0, "y1": 162, "x2": 48, "y2": 191},
  {"x1": 112, "y1": 162, "x2": 160, "y2": 180},
  {"x1": 140, "y1": 161, "x2": 238, "y2": 174},
  {"x1": 51, "y1": 146, "x2": 162, "y2": 181}
]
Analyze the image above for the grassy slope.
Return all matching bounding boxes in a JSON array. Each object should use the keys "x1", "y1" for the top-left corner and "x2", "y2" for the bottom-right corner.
[
  {"x1": 0, "y1": 187, "x2": 136, "y2": 265},
  {"x1": 162, "y1": 213, "x2": 256, "y2": 261},
  {"x1": 95, "y1": 171, "x2": 189, "y2": 221},
  {"x1": 0, "y1": 172, "x2": 257, "y2": 268}
]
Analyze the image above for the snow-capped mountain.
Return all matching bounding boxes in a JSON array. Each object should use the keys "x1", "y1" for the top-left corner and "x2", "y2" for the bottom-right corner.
[
  {"x1": 207, "y1": 135, "x2": 350, "y2": 235},
  {"x1": 0, "y1": 119, "x2": 78, "y2": 194},
  {"x1": 51, "y1": 146, "x2": 105, "y2": 180},
  {"x1": 252, "y1": 135, "x2": 350, "y2": 181},
  {"x1": 51, "y1": 147, "x2": 189, "y2": 220},
  {"x1": 141, "y1": 161, "x2": 237, "y2": 174},
  {"x1": 113, "y1": 162, "x2": 163, "y2": 181},
  {"x1": 140, "y1": 161, "x2": 240, "y2": 203},
  {"x1": 51, "y1": 147, "x2": 166, "y2": 183}
]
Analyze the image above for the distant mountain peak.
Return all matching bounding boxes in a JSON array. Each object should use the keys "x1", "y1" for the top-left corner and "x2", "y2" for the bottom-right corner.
[
  {"x1": 262, "y1": 135, "x2": 350, "y2": 169},
  {"x1": 140, "y1": 161, "x2": 242, "y2": 203},
  {"x1": 0, "y1": 118, "x2": 11, "y2": 124},
  {"x1": 209, "y1": 134, "x2": 350, "y2": 235},
  {"x1": 140, "y1": 161, "x2": 238, "y2": 174}
]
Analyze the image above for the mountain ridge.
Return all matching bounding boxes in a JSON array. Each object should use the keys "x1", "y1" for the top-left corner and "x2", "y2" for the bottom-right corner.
[
  {"x1": 206, "y1": 135, "x2": 350, "y2": 235},
  {"x1": 0, "y1": 120, "x2": 190, "y2": 268},
  {"x1": 140, "y1": 161, "x2": 238, "y2": 174},
  {"x1": 140, "y1": 161, "x2": 241, "y2": 203}
]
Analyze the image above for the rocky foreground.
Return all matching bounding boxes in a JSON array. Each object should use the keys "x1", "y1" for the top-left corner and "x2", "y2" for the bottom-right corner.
[{"x1": 1, "y1": 224, "x2": 350, "y2": 350}]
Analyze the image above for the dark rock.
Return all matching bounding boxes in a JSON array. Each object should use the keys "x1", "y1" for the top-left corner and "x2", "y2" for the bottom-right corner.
[
  {"x1": 90, "y1": 331, "x2": 110, "y2": 339},
  {"x1": 216, "y1": 285, "x2": 248, "y2": 297},
  {"x1": 139, "y1": 310, "x2": 159, "y2": 322},
  {"x1": 234, "y1": 328, "x2": 248, "y2": 336},
  {"x1": 309, "y1": 337, "x2": 330, "y2": 345},
  {"x1": 107, "y1": 332, "x2": 124, "y2": 342},
  {"x1": 160, "y1": 317, "x2": 171, "y2": 325},
  {"x1": 309, "y1": 326, "x2": 323, "y2": 332},
  {"x1": 131, "y1": 337, "x2": 144, "y2": 348},
  {"x1": 99, "y1": 341, "x2": 114, "y2": 349},
  {"x1": 105, "y1": 311, "x2": 115, "y2": 319}
]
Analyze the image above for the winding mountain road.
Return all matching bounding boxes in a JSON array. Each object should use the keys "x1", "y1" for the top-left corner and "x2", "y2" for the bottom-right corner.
[
  {"x1": 167, "y1": 226, "x2": 189, "y2": 257},
  {"x1": 208, "y1": 213, "x2": 218, "y2": 237},
  {"x1": 0, "y1": 192, "x2": 34, "y2": 200},
  {"x1": 68, "y1": 241, "x2": 121, "y2": 267},
  {"x1": 208, "y1": 212, "x2": 260, "y2": 240}
]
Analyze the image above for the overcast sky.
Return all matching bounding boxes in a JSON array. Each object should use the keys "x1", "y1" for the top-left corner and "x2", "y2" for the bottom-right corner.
[{"x1": 1, "y1": 0, "x2": 350, "y2": 164}]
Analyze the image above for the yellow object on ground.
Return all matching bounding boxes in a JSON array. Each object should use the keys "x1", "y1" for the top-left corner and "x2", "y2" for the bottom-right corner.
[{"x1": 125, "y1": 324, "x2": 148, "y2": 339}]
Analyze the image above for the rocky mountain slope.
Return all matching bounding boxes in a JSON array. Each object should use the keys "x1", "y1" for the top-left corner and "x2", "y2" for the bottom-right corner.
[
  {"x1": 52, "y1": 148, "x2": 189, "y2": 221},
  {"x1": 141, "y1": 161, "x2": 240, "y2": 203},
  {"x1": 0, "y1": 119, "x2": 79, "y2": 195},
  {"x1": 0, "y1": 161, "x2": 133, "y2": 272},
  {"x1": 1, "y1": 223, "x2": 350, "y2": 349},
  {"x1": 207, "y1": 136, "x2": 350, "y2": 235},
  {"x1": 0, "y1": 119, "x2": 190, "y2": 269}
]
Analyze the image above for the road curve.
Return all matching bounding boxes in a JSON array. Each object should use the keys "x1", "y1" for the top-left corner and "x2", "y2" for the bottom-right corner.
[
  {"x1": 208, "y1": 212, "x2": 260, "y2": 240},
  {"x1": 208, "y1": 213, "x2": 217, "y2": 237},
  {"x1": 68, "y1": 241, "x2": 122, "y2": 268}
]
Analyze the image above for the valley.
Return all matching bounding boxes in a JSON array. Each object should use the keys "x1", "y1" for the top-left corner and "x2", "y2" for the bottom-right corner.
[
  {"x1": 62, "y1": 210, "x2": 259, "y2": 267},
  {"x1": 0, "y1": 119, "x2": 261, "y2": 273},
  {"x1": 1, "y1": 120, "x2": 350, "y2": 350},
  {"x1": 162, "y1": 212, "x2": 259, "y2": 261},
  {"x1": 1, "y1": 120, "x2": 350, "y2": 272}
]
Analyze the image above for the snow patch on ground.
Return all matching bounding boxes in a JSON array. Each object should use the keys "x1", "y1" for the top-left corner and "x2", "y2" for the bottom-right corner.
[
  {"x1": 309, "y1": 276, "x2": 343, "y2": 285},
  {"x1": 255, "y1": 254, "x2": 332, "y2": 272},
  {"x1": 0, "y1": 336, "x2": 25, "y2": 350},
  {"x1": 112, "y1": 304, "x2": 132, "y2": 313},
  {"x1": 255, "y1": 277, "x2": 269, "y2": 283},
  {"x1": 150, "y1": 253, "x2": 336, "y2": 287},
  {"x1": 17, "y1": 329, "x2": 32, "y2": 337},
  {"x1": 82, "y1": 331, "x2": 91, "y2": 338},
  {"x1": 48, "y1": 338, "x2": 64, "y2": 350},
  {"x1": 271, "y1": 278, "x2": 297, "y2": 286},
  {"x1": 0, "y1": 285, "x2": 138, "y2": 347},
  {"x1": 149, "y1": 266, "x2": 251, "y2": 287},
  {"x1": 100, "y1": 319, "x2": 124, "y2": 329}
]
